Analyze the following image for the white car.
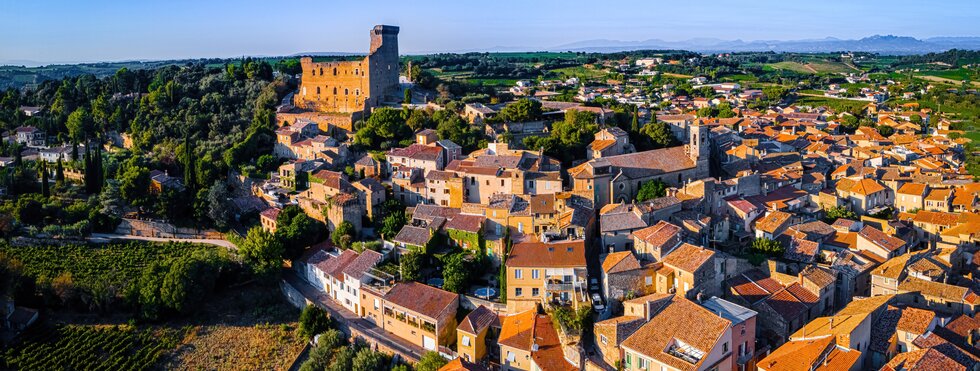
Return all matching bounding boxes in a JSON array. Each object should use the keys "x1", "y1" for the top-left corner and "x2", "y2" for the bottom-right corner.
[{"x1": 591, "y1": 293, "x2": 605, "y2": 311}]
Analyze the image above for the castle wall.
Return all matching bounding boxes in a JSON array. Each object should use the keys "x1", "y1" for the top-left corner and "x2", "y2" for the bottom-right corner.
[{"x1": 292, "y1": 25, "x2": 400, "y2": 120}]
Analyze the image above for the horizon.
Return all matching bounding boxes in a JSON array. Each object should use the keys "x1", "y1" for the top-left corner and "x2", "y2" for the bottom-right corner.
[{"x1": 2, "y1": 0, "x2": 980, "y2": 66}]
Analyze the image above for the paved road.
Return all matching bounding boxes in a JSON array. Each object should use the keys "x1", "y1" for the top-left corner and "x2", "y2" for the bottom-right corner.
[
  {"x1": 88, "y1": 233, "x2": 238, "y2": 250},
  {"x1": 283, "y1": 272, "x2": 424, "y2": 362}
]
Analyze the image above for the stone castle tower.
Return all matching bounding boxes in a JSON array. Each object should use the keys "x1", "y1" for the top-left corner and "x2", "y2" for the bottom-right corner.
[{"x1": 293, "y1": 25, "x2": 400, "y2": 117}]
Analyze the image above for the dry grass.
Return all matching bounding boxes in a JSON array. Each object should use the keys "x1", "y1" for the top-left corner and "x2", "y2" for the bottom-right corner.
[
  {"x1": 157, "y1": 284, "x2": 306, "y2": 370},
  {"x1": 165, "y1": 323, "x2": 304, "y2": 370}
]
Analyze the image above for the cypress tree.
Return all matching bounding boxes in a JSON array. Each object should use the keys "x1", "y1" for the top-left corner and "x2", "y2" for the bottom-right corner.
[
  {"x1": 71, "y1": 141, "x2": 78, "y2": 161},
  {"x1": 41, "y1": 161, "x2": 49, "y2": 197},
  {"x1": 83, "y1": 146, "x2": 92, "y2": 193},
  {"x1": 631, "y1": 108, "x2": 639, "y2": 133},
  {"x1": 183, "y1": 134, "x2": 195, "y2": 191},
  {"x1": 94, "y1": 144, "x2": 104, "y2": 193},
  {"x1": 55, "y1": 158, "x2": 64, "y2": 183}
]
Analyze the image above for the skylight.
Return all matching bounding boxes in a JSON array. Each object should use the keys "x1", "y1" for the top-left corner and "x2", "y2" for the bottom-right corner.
[{"x1": 666, "y1": 339, "x2": 705, "y2": 364}]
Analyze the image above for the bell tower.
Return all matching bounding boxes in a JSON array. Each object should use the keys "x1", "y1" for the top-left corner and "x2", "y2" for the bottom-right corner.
[{"x1": 689, "y1": 121, "x2": 710, "y2": 179}]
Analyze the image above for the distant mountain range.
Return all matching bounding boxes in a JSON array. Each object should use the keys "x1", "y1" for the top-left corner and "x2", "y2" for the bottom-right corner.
[{"x1": 543, "y1": 35, "x2": 980, "y2": 54}]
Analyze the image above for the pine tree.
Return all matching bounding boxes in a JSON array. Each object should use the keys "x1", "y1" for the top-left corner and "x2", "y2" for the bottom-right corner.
[{"x1": 41, "y1": 161, "x2": 49, "y2": 197}]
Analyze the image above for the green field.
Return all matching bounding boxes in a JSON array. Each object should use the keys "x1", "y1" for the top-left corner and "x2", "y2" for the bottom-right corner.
[
  {"x1": 917, "y1": 67, "x2": 978, "y2": 81},
  {"x1": 766, "y1": 60, "x2": 858, "y2": 74},
  {"x1": 550, "y1": 65, "x2": 608, "y2": 79},
  {"x1": 792, "y1": 95, "x2": 870, "y2": 112}
]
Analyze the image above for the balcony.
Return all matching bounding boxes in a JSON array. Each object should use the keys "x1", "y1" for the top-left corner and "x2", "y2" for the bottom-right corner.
[{"x1": 546, "y1": 283, "x2": 574, "y2": 291}]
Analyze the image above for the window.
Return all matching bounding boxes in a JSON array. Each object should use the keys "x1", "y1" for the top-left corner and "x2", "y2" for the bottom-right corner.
[
  {"x1": 462, "y1": 336, "x2": 471, "y2": 346},
  {"x1": 600, "y1": 334, "x2": 608, "y2": 345},
  {"x1": 515, "y1": 288, "x2": 523, "y2": 297},
  {"x1": 515, "y1": 269, "x2": 523, "y2": 279},
  {"x1": 645, "y1": 276, "x2": 653, "y2": 285},
  {"x1": 532, "y1": 270, "x2": 539, "y2": 279},
  {"x1": 344, "y1": 88, "x2": 349, "y2": 95},
  {"x1": 506, "y1": 351, "x2": 516, "y2": 362},
  {"x1": 625, "y1": 354, "x2": 632, "y2": 366},
  {"x1": 316, "y1": 86, "x2": 320, "y2": 94},
  {"x1": 518, "y1": 222, "x2": 524, "y2": 233},
  {"x1": 638, "y1": 358, "x2": 647, "y2": 369},
  {"x1": 333, "y1": 68, "x2": 337, "y2": 75},
  {"x1": 532, "y1": 288, "x2": 539, "y2": 296},
  {"x1": 723, "y1": 342, "x2": 729, "y2": 353}
]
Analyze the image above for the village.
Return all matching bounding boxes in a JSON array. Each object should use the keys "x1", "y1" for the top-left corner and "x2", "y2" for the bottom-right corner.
[{"x1": 2, "y1": 19, "x2": 980, "y2": 371}]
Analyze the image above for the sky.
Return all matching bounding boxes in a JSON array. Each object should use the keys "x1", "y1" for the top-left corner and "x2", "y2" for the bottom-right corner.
[{"x1": 2, "y1": 0, "x2": 979, "y2": 65}]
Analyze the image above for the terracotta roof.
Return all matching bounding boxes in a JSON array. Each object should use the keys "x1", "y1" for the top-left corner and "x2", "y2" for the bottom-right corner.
[
  {"x1": 728, "y1": 270, "x2": 784, "y2": 305},
  {"x1": 530, "y1": 314, "x2": 578, "y2": 371},
  {"x1": 457, "y1": 305, "x2": 498, "y2": 335},
  {"x1": 444, "y1": 214, "x2": 484, "y2": 233},
  {"x1": 897, "y1": 307, "x2": 936, "y2": 335},
  {"x1": 342, "y1": 250, "x2": 382, "y2": 280},
  {"x1": 899, "y1": 277, "x2": 973, "y2": 303},
  {"x1": 926, "y1": 188, "x2": 954, "y2": 202},
  {"x1": 621, "y1": 297, "x2": 730, "y2": 370},
  {"x1": 899, "y1": 183, "x2": 929, "y2": 195},
  {"x1": 662, "y1": 243, "x2": 715, "y2": 273},
  {"x1": 383, "y1": 281, "x2": 458, "y2": 319},
  {"x1": 507, "y1": 240, "x2": 586, "y2": 268},
  {"x1": 260, "y1": 207, "x2": 281, "y2": 220},
  {"x1": 602, "y1": 251, "x2": 641, "y2": 274},
  {"x1": 883, "y1": 348, "x2": 966, "y2": 371},
  {"x1": 597, "y1": 146, "x2": 696, "y2": 180},
  {"x1": 389, "y1": 144, "x2": 443, "y2": 162},
  {"x1": 393, "y1": 226, "x2": 432, "y2": 247},
  {"x1": 498, "y1": 309, "x2": 536, "y2": 350},
  {"x1": 439, "y1": 358, "x2": 489, "y2": 371},
  {"x1": 323, "y1": 249, "x2": 359, "y2": 280},
  {"x1": 759, "y1": 337, "x2": 861, "y2": 371},
  {"x1": 913, "y1": 211, "x2": 961, "y2": 227},
  {"x1": 631, "y1": 220, "x2": 682, "y2": 248},
  {"x1": 763, "y1": 283, "x2": 818, "y2": 322},
  {"x1": 848, "y1": 178, "x2": 887, "y2": 196},
  {"x1": 590, "y1": 139, "x2": 616, "y2": 151},
  {"x1": 754, "y1": 211, "x2": 792, "y2": 234},
  {"x1": 858, "y1": 226, "x2": 906, "y2": 253}
]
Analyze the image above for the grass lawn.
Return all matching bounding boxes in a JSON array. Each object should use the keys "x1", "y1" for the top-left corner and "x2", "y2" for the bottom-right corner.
[{"x1": 917, "y1": 67, "x2": 978, "y2": 81}]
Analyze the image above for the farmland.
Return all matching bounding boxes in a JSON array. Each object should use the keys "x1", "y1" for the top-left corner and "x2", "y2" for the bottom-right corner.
[
  {"x1": 2, "y1": 241, "x2": 225, "y2": 291},
  {"x1": 765, "y1": 60, "x2": 858, "y2": 74},
  {"x1": 3, "y1": 324, "x2": 184, "y2": 370}
]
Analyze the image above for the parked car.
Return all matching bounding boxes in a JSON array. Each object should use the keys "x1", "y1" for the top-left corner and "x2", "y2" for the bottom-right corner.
[
  {"x1": 589, "y1": 278, "x2": 599, "y2": 293},
  {"x1": 591, "y1": 293, "x2": 605, "y2": 311}
]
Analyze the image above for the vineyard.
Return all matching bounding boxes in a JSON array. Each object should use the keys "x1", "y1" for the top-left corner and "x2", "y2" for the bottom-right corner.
[
  {"x1": 2, "y1": 324, "x2": 184, "y2": 370},
  {"x1": 1, "y1": 241, "x2": 224, "y2": 289}
]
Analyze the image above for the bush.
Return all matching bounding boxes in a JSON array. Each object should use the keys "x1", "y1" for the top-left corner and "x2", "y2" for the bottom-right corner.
[{"x1": 299, "y1": 304, "x2": 332, "y2": 339}]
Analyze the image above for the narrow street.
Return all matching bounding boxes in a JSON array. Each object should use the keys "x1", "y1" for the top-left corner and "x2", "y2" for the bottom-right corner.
[{"x1": 282, "y1": 272, "x2": 424, "y2": 362}]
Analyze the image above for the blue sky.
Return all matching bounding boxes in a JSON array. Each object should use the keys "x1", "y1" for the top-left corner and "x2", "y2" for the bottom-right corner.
[{"x1": 2, "y1": 0, "x2": 978, "y2": 64}]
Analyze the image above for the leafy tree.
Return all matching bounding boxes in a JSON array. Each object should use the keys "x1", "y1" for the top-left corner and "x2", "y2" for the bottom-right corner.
[
  {"x1": 877, "y1": 125, "x2": 895, "y2": 137},
  {"x1": 498, "y1": 98, "x2": 542, "y2": 122},
  {"x1": 240, "y1": 226, "x2": 285, "y2": 279},
  {"x1": 636, "y1": 179, "x2": 668, "y2": 202},
  {"x1": 119, "y1": 164, "x2": 150, "y2": 208},
  {"x1": 400, "y1": 252, "x2": 423, "y2": 282},
  {"x1": 441, "y1": 253, "x2": 471, "y2": 294},
  {"x1": 207, "y1": 180, "x2": 233, "y2": 230},
  {"x1": 328, "y1": 347, "x2": 356, "y2": 371},
  {"x1": 415, "y1": 351, "x2": 449, "y2": 371},
  {"x1": 160, "y1": 251, "x2": 223, "y2": 315},
  {"x1": 824, "y1": 205, "x2": 858, "y2": 222},
  {"x1": 66, "y1": 107, "x2": 93, "y2": 141},
  {"x1": 378, "y1": 210, "x2": 407, "y2": 239},
  {"x1": 276, "y1": 205, "x2": 327, "y2": 259},
  {"x1": 638, "y1": 120, "x2": 677, "y2": 149},
  {"x1": 354, "y1": 107, "x2": 410, "y2": 149},
  {"x1": 351, "y1": 347, "x2": 390, "y2": 371},
  {"x1": 298, "y1": 304, "x2": 332, "y2": 339},
  {"x1": 331, "y1": 221, "x2": 356, "y2": 249},
  {"x1": 751, "y1": 238, "x2": 785, "y2": 257},
  {"x1": 404, "y1": 88, "x2": 412, "y2": 104}
]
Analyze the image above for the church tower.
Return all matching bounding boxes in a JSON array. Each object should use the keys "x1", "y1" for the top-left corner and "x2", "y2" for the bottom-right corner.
[{"x1": 688, "y1": 121, "x2": 710, "y2": 179}]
